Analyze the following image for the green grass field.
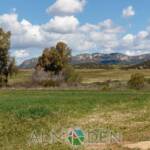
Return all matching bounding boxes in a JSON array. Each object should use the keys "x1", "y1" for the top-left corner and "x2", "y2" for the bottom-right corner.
[
  {"x1": 77, "y1": 69, "x2": 150, "y2": 83},
  {"x1": 1, "y1": 69, "x2": 150, "y2": 149},
  {"x1": 9, "y1": 69, "x2": 150, "y2": 85},
  {"x1": 0, "y1": 90, "x2": 150, "y2": 149}
]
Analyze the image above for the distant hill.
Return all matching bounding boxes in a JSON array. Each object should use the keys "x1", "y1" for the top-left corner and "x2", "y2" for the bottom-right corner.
[
  {"x1": 19, "y1": 53, "x2": 150, "y2": 69},
  {"x1": 72, "y1": 53, "x2": 130, "y2": 65},
  {"x1": 19, "y1": 58, "x2": 38, "y2": 69},
  {"x1": 125, "y1": 60, "x2": 150, "y2": 69}
]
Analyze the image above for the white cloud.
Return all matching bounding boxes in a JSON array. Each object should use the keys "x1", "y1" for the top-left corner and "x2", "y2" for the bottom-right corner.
[
  {"x1": 0, "y1": 13, "x2": 123, "y2": 54},
  {"x1": 0, "y1": 13, "x2": 44, "y2": 49},
  {"x1": 122, "y1": 6, "x2": 135, "y2": 18},
  {"x1": 14, "y1": 50, "x2": 30, "y2": 58},
  {"x1": 121, "y1": 31, "x2": 150, "y2": 55},
  {"x1": 47, "y1": 0, "x2": 86, "y2": 15},
  {"x1": 99, "y1": 19, "x2": 113, "y2": 28},
  {"x1": 0, "y1": 13, "x2": 21, "y2": 33},
  {"x1": 137, "y1": 31, "x2": 148, "y2": 39},
  {"x1": 123, "y1": 34, "x2": 135, "y2": 44},
  {"x1": 42, "y1": 16, "x2": 79, "y2": 33},
  {"x1": 0, "y1": 12, "x2": 150, "y2": 61}
]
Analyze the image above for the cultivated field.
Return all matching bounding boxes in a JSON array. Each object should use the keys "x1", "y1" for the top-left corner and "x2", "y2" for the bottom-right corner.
[
  {"x1": 9, "y1": 69, "x2": 150, "y2": 84},
  {"x1": 77, "y1": 69, "x2": 150, "y2": 83},
  {"x1": 0, "y1": 69, "x2": 150, "y2": 150},
  {"x1": 0, "y1": 90, "x2": 150, "y2": 149}
]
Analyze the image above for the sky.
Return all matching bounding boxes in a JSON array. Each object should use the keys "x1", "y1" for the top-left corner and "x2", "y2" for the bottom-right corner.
[{"x1": 0, "y1": 0, "x2": 150, "y2": 63}]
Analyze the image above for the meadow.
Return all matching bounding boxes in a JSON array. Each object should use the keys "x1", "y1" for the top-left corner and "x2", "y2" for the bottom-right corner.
[
  {"x1": 77, "y1": 69, "x2": 150, "y2": 83},
  {"x1": 0, "y1": 90, "x2": 150, "y2": 149},
  {"x1": 0, "y1": 69, "x2": 150, "y2": 150},
  {"x1": 9, "y1": 68, "x2": 150, "y2": 84}
]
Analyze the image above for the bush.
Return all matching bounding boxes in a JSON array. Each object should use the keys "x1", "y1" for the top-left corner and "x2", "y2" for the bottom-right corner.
[
  {"x1": 32, "y1": 70, "x2": 61, "y2": 87},
  {"x1": 128, "y1": 73, "x2": 145, "y2": 90},
  {"x1": 63, "y1": 65, "x2": 82, "y2": 85},
  {"x1": 41, "y1": 79, "x2": 60, "y2": 87},
  {"x1": 32, "y1": 65, "x2": 81, "y2": 87}
]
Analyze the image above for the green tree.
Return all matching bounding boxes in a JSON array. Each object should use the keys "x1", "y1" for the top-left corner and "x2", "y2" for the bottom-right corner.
[
  {"x1": 56, "y1": 42, "x2": 71, "y2": 64},
  {"x1": 36, "y1": 42, "x2": 71, "y2": 74},
  {"x1": 8, "y1": 57, "x2": 18, "y2": 77},
  {"x1": 0, "y1": 28, "x2": 11, "y2": 86}
]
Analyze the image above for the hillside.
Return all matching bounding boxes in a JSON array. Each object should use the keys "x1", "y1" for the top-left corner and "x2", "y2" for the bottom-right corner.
[
  {"x1": 125, "y1": 60, "x2": 150, "y2": 69},
  {"x1": 19, "y1": 53, "x2": 150, "y2": 69},
  {"x1": 19, "y1": 58, "x2": 38, "y2": 69}
]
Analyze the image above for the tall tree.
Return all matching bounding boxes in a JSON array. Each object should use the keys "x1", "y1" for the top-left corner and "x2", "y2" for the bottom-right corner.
[
  {"x1": 8, "y1": 57, "x2": 18, "y2": 77},
  {"x1": 36, "y1": 42, "x2": 71, "y2": 75},
  {"x1": 56, "y1": 42, "x2": 71, "y2": 65},
  {"x1": 0, "y1": 28, "x2": 11, "y2": 86}
]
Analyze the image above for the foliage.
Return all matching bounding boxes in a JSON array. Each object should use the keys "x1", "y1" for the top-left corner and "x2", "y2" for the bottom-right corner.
[
  {"x1": 128, "y1": 73, "x2": 145, "y2": 89},
  {"x1": 41, "y1": 79, "x2": 60, "y2": 87},
  {"x1": 0, "y1": 28, "x2": 11, "y2": 86},
  {"x1": 8, "y1": 57, "x2": 18, "y2": 77},
  {"x1": 36, "y1": 42, "x2": 71, "y2": 75},
  {"x1": 34, "y1": 42, "x2": 82, "y2": 86},
  {"x1": 32, "y1": 69, "x2": 62, "y2": 87},
  {"x1": 63, "y1": 65, "x2": 82, "y2": 85}
]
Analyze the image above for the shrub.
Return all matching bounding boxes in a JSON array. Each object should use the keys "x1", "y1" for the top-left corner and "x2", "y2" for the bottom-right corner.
[
  {"x1": 63, "y1": 65, "x2": 82, "y2": 85},
  {"x1": 32, "y1": 65, "x2": 81, "y2": 87},
  {"x1": 128, "y1": 73, "x2": 145, "y2": 90},
  {"x1": 41, "y1": 79, "x2": 60, "y2": 87},
  {"x1": 32, "y1": 69, "x2": 49, "y2": 83},
  {"x1": 32, "y1": 70, "x2": 61, "y2": 87}
]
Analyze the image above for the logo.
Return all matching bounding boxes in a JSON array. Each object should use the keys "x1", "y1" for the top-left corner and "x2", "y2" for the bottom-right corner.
[
  {"x1": 29, "y1": 127, "x2": 122, "y2": 148},
  {"x1": 66, "y1": 128, "x2": 85, "y2": 146}
]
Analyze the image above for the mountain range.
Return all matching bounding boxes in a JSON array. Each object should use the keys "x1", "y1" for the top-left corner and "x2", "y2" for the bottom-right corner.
[
  {"x1": 125, "y1": 60, "x2": 150, "y2": 69},
  {"x1": 19, "y1": 53, "x2": 150, "y2": 69}
]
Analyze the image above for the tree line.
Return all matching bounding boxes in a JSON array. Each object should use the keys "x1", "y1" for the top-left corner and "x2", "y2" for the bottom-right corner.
[
  {"x1": 0, "y1": 27, "x2": 80, "y2": 87},
  {"x1": 0, "y1": 28, "x2": 17, "y2": 87}
]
